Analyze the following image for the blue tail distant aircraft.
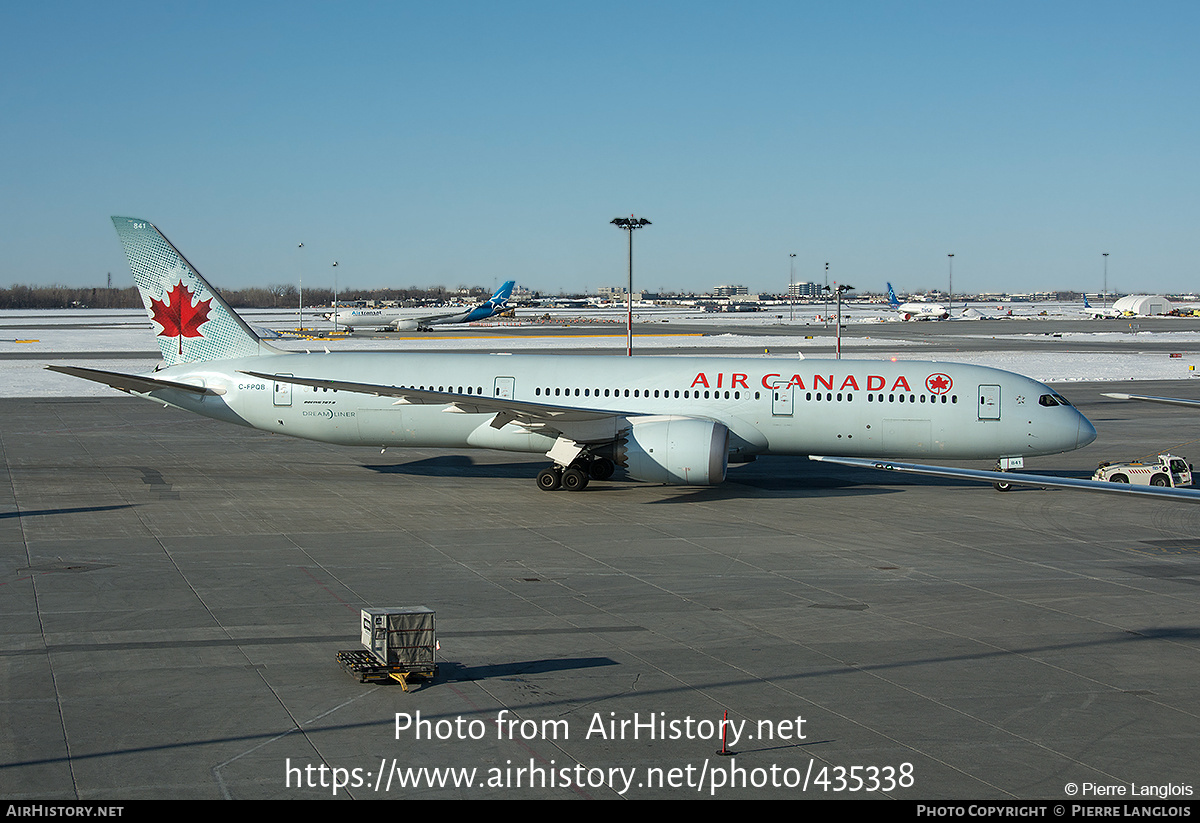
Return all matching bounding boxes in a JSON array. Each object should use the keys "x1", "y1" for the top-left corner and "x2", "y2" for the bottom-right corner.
[
  {"x1": 887, "y1": 283, "x2": 949, "y2": 321},
  {"x1": 334, "y1": 280, "x2": 516, "y2": 331},
  {"x1": 1084, "y1": 295, "x2": 1120, "y2": 319}
]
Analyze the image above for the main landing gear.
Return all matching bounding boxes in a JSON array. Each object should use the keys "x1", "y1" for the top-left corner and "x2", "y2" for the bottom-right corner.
[{"x1": 536, "y1": 456, "x2": 615, "y2": 492}]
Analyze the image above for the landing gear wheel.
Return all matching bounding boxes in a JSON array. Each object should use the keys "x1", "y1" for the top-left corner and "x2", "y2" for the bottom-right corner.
[
  {"x1": 992, "y1": 461, "x2": 1014, "y2": 492},
  {"x1": 536, "y1": 467, "x2": 562, "y2": 491},
  {"x1": 588, "y1": 457, "x2": 615, "y2": 481},
  {"x1": 561, "y1": 467, "x2": 590, "y2": 491}
]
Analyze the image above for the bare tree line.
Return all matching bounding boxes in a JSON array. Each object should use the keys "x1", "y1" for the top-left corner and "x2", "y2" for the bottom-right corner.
[{"x1": 0, "y1": 284, "x2": 495, "y2": 310}]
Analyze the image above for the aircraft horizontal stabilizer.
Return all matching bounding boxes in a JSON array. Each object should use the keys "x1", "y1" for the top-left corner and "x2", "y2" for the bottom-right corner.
[
  {"x1": 46, "y1": 365, "x2": 225, "y2": 396},
  {"x1": 808, "y1": 455, "x2": 1200, "y2": 503}
]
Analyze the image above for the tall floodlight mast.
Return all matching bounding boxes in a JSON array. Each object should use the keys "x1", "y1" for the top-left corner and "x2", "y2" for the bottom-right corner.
[
  {"x1": 610, "y1": 216, "x2": 651, "y2": 356},
  {"x1": 1103, "y1": 252, "x2": 1109, "y2": 308},
  {"x1": 789, "y1": 253, "x2": 796, "y2": 322},
  {"x1": 947, "y1": 253, "x2": 954, "y2": 318}
]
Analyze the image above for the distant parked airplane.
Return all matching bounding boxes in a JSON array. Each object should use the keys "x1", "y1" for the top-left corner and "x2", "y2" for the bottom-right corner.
[
  {"x1": 332, "y1": 281, "x2": 515, "y2": 331},
  {"x1": 1084, "y1": 296, "x2": 1120, "y2": 319},
  {"x1": 887, "y1": 283, "x2": 949, "y2": 321}
]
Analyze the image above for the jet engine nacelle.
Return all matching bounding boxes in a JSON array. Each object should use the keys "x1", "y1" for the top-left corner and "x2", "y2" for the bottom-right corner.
[
  {"x1": 610, "y1": 416, "x2": 729, "y2": 485},
  {"x1": 391, "y1": 319, "x2": 422, "y2": 331}
]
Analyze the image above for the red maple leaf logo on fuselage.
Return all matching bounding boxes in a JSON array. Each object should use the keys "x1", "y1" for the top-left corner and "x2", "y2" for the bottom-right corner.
[
  {"x1": 925, "y1": 373, "x2": 952, "y2": 394},
  {"x1": 150, "y1": 282, "x2": 212, "y2": 353}
]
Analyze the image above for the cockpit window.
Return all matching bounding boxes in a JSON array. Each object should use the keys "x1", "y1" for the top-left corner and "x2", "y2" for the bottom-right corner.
[
  {"x1": 1039, "y1": 394, "x2": 1060, "y2": 407},
  {"x1": 1053, "y1": 392, "x2": 1072, "y2": 406}
]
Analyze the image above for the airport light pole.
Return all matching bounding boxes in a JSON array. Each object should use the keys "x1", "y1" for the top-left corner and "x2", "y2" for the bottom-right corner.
[
  {"x1": 298, "y1": 242, "x2": 305, "y2": 331},
  {"x1": 611, "y1": 216, "x2": 651, "y2": 356},
  {"x1": 834, "y1": 283, "x2": 854, "y2": 359},
  {"x1": 823, "y1": 262, "x2": 830, "y2": 325},
  {"x1": 789, "y1": 253, "x2": 796, "y2": 322},
  {"x1": 1103, "y1": 253, "x2": 1109, "y2": 308},
  {"x1": 332, "y1": 261, "x2": 339, "y2": 334},
  {"x1": 947, "y1": 254, "x2": 954, "y2": 318}
]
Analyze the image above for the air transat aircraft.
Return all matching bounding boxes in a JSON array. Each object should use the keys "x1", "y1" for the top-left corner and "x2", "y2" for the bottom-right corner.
[
  {"x1": 51, "y1": 218, "x2": 1100, "y2": 493},
  {"x1": 887, "y1": 283, "x2": 949, "y2": 321},
  {"x1": 1083, "y1": 296, "x2": 1121, "y2": 319},
  {"x1": 331, "y1": 281, "x2": 515, "y2": 331}
]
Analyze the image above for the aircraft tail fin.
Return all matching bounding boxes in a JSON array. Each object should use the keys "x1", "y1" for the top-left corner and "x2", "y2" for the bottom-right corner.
[
  {"x1": 491, "y1": 280, "x2": 516, "y2": 305},
  {"x1": 886, "y1": 282, "x2": 900, "y2": 309},
  {"x1": 457, "y1": 280, "x2": 517, "y2": 323},
  {"x1": 112, "y1": 217, "x2": 275, "y2": 366},
  {"x1": 1084, "y1": 295, "x2": 1092, "y2": 308}
]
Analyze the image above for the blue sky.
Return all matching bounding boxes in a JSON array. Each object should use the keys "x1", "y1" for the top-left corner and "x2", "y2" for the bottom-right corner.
[{"x1": 3, "y1": 2, "x2": 1198, "y2": 295}]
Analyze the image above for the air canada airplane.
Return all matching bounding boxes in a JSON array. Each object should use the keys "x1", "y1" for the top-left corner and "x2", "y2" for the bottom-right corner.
[
  {"x1": 51, "y1": 217, "x2": 1103, "y2": 493},
  {"x1": 887, "y1": 283, "x2": 949, "y2": 321},
  {"x1": 332, "y1": 281, "x2": 515, "y2": 331}
]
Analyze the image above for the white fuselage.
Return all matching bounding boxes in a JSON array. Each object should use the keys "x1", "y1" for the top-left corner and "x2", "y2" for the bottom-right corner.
[
  {"x1": 896, "y1": 303, "x2": 949, "y2": 321},
  {"x1": 149, "y1": 352, "x2": 1096, "y2": 462},
  {"x1": 333, "y1": 306, "x2": 473, "y2": 330}
]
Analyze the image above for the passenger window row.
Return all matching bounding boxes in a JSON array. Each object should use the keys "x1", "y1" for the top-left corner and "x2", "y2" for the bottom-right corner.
[
  {"x1": 531, "y1": 387, "x2": 761, "y2": 401},
  {"x1": 412, "y1": 386, "x2": 484, "y2": 395},
  {"x1": 401, "y1": 383, "x2": 959, "y2": 406},
  {"x1": 793, "y1": 391, "x2": 959, "y2": 404}
]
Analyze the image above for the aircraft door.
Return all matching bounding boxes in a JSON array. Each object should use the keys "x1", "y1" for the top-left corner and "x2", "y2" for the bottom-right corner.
[
  {"x1": 771, "y1": 383, "x2": 793, "y2": 416},
  {"x1": 494, "y1": 376, "x2": 515, "y2": 399},
  {"x1": 978, "y1": 384, "x2": 1000, "y2": 419},
  {"x1": 273, "y1": 374, "x2": 293, "y2": 407}
]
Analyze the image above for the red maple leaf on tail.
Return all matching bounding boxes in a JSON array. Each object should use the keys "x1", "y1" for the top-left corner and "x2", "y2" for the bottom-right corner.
[{"x1": 149, "y1": 282, "x2": 212, "y2": 354}]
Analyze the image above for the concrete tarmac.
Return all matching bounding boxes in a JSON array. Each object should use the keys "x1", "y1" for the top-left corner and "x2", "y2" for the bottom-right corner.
[{"x1": 3, "y1": 363, "x2": 1200, "y2": 798}]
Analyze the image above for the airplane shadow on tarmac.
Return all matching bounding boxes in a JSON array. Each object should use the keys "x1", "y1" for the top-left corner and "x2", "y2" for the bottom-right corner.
[
  {"x1": 361, "y1": 454, "x2": 1098, "y2": 503},
  {"x1": 364, "y1": 455, "x2": 545, "y2": 478}
]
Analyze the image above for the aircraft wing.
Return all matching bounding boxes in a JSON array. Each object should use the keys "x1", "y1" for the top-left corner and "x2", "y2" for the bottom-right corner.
[
  {"x1": 46, "y1": 365, "x2": 226, "y2": 396},
  {"x1": 808, "y1": 455, "x2": 1200, "y2": 503},
  {"x1": 1102, "y1": 393, "x2": 1200, "y2": 409},
  {"x1": 238, "y1": 370, "x2": 644, "y2": 442},
  {"x1": 412, "y1": 310, "x2": 468, "y2": 326}
]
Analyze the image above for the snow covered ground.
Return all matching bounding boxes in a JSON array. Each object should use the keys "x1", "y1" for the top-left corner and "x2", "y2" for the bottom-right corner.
[{"x1": 4, "y1": 308, "x2": 1199, "y2": 397}]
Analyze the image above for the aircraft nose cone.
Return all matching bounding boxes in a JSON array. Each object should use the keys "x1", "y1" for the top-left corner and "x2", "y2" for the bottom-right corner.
[{"x1": 1077, "y1": 413, "x2": 1098, "y2": 448}]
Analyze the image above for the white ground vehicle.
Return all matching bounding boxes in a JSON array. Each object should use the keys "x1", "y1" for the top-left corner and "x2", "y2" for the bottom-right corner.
[{"x1": 1092, "y1": 454, "x2": 1193, "y2": 488}]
